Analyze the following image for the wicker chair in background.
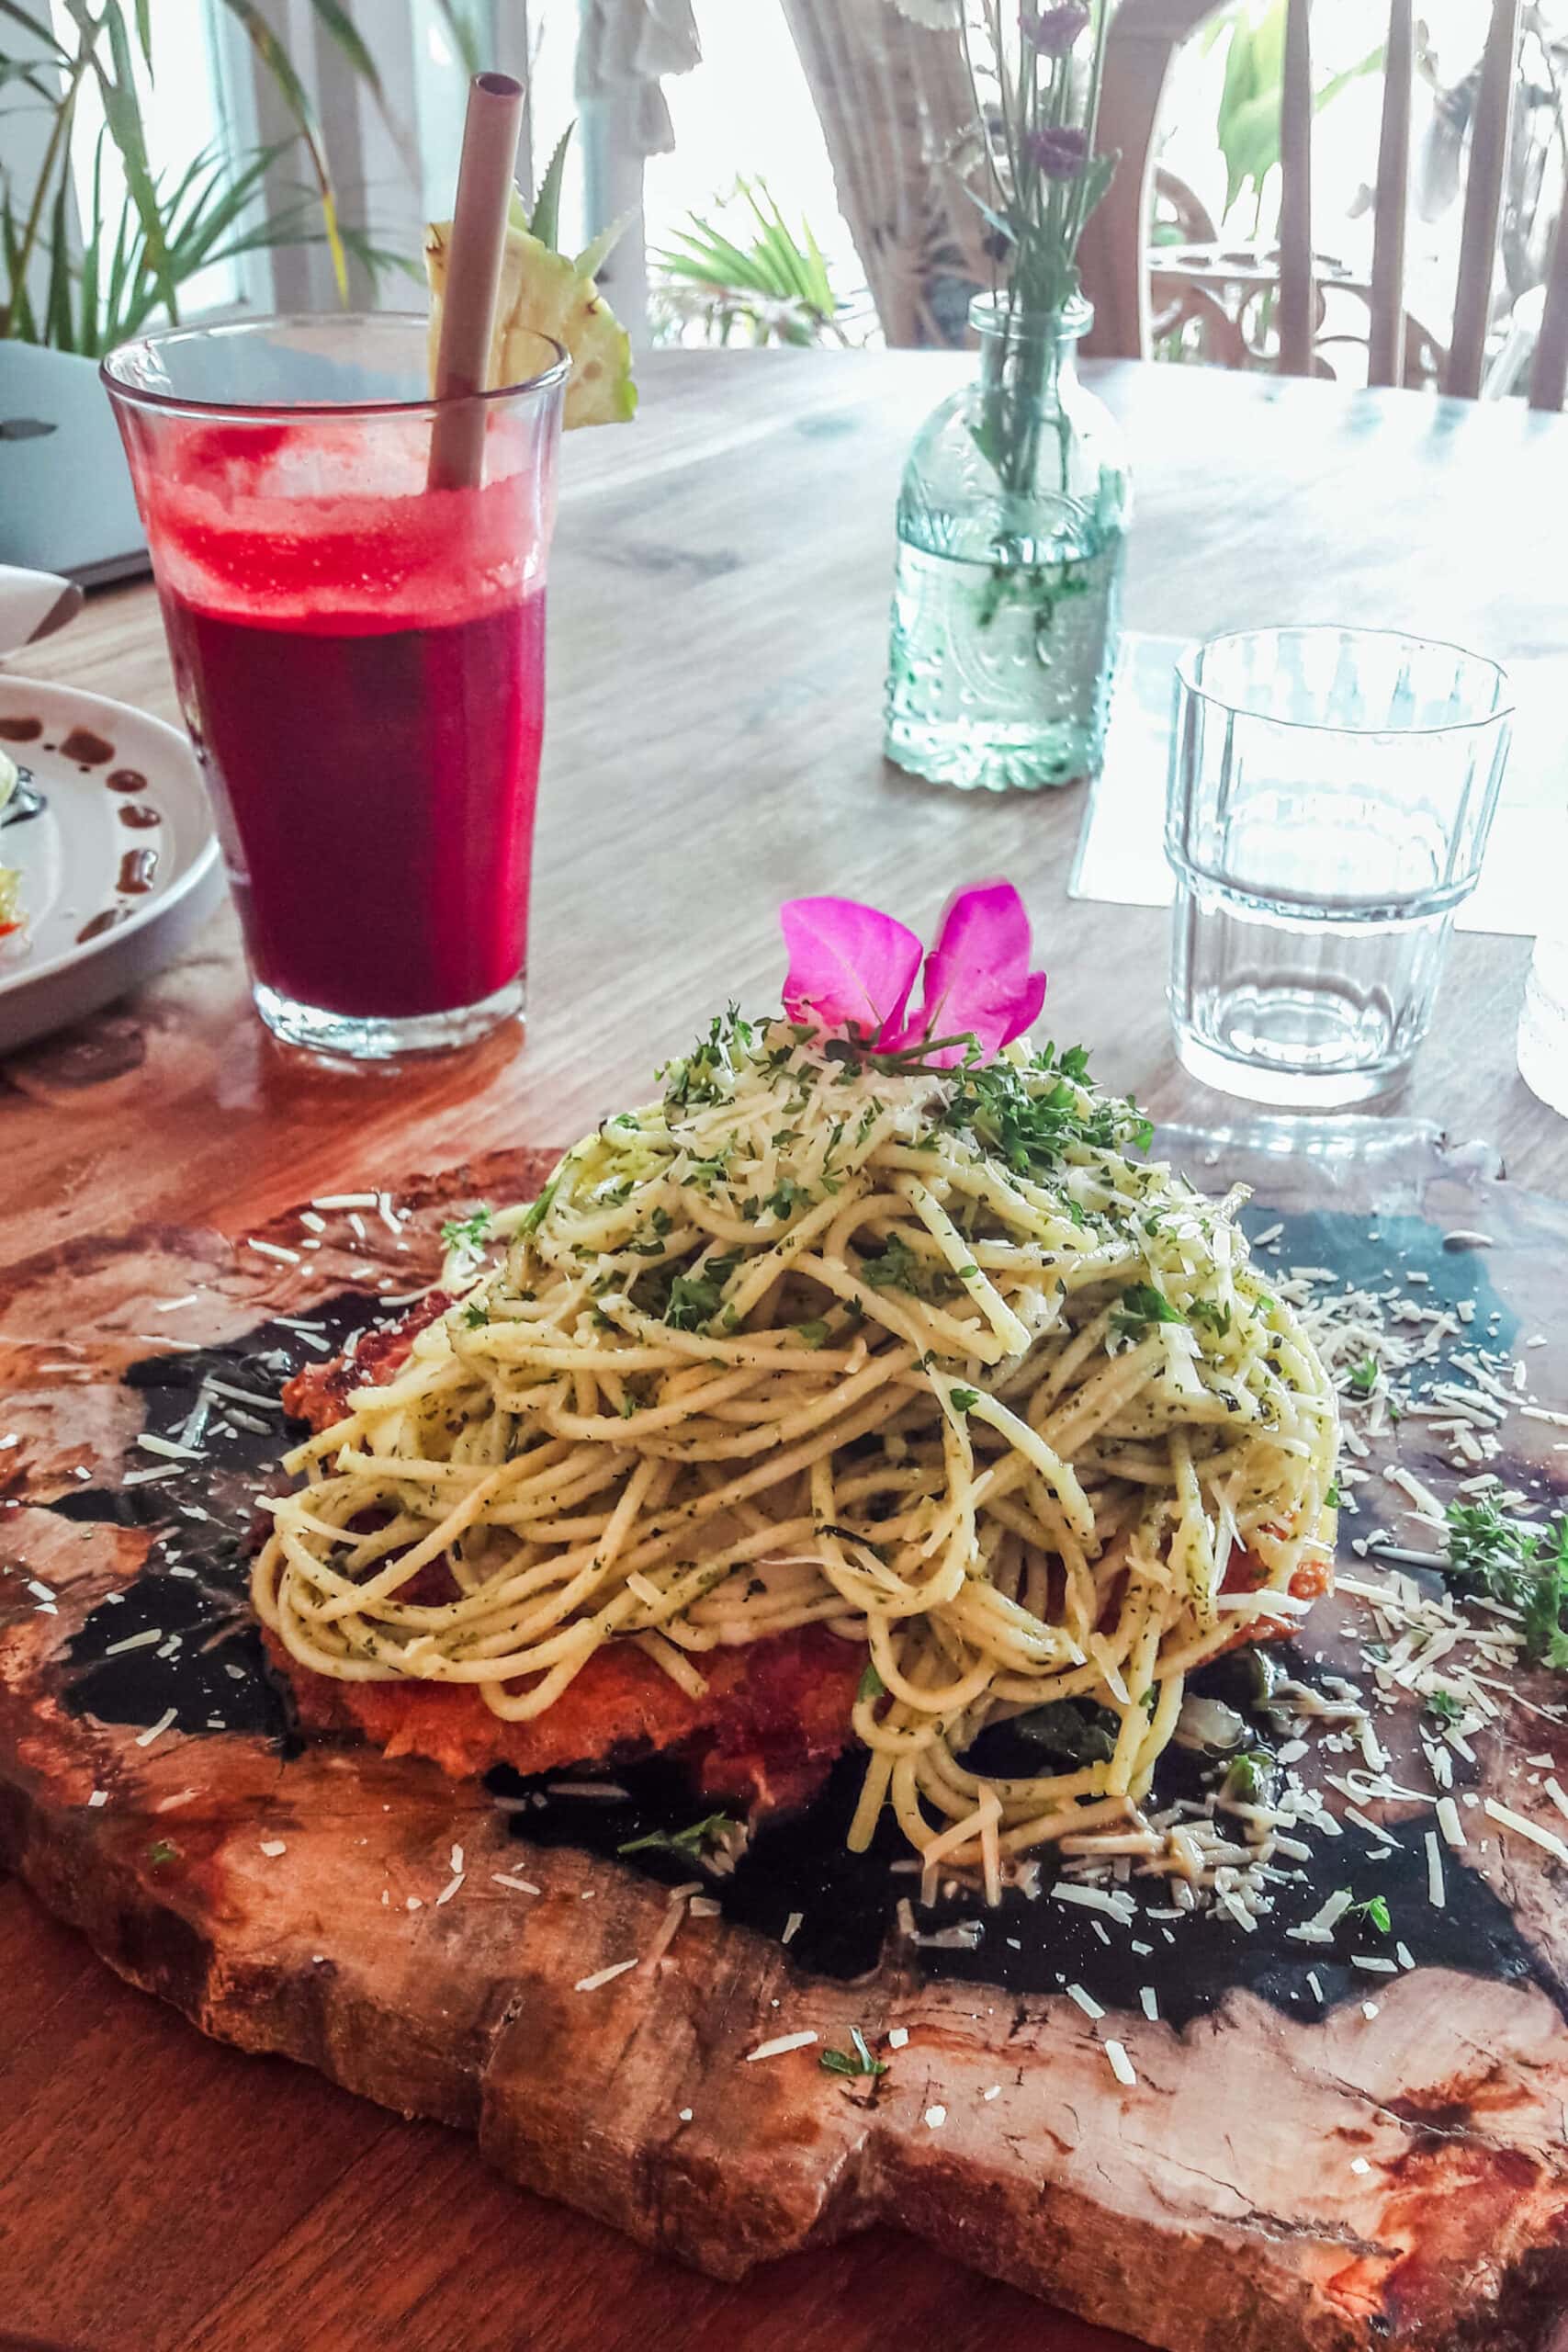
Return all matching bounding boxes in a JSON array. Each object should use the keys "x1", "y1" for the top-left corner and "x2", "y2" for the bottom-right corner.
[
  {"x1": 779, "y1": 0, "x2": 994, "y2": 348},
  {"x1": 1078, "y1": 0, "x2": 1568, "y2": 409},
  {"x1": 784, "y1": 0, "x2": 1568, "y2": 406}
]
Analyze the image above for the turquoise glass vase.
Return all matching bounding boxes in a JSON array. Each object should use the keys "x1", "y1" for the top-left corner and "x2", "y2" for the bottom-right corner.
[{"x1": 884, "y1": 291, "x2": 1131, "y2": 794}]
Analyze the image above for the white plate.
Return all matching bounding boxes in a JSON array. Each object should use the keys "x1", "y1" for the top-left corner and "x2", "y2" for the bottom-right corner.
[{"x1": 0, "y1": 674, "x2": 224, "y2": 1053}]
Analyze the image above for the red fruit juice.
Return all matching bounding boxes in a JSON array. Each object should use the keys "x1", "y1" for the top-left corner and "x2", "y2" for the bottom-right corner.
[{"x1": 138, "y1": 419, "x2": 554, "y2": 1021}]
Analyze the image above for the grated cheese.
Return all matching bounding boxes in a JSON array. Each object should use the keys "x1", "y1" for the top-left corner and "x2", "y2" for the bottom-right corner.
[
  {"x1": 1483, "y1": 1798, "x2": 1568, "y2": 1866},
  {"x1": 745, "y1": 2030, "x2": 818, "y2": 2062},
  {"x1": 135, "y1": 1433, "x2": 205, "y2": 1462},
  {"x1": 1050, "y1": 1882, "x2": 1135, "y2": 1924},
  {"x1": 491, "y1": 1872, "x2": 540, "y2": 1894},
  {"x1": 576, "y1": 1959, "x2": 639, "y2": 1994},
  {"x1": 134, "y1": 1707, "x2": 177, "y2": 1748},
  {"x1": 924, "y1": 2103, "x2": 947, "y2": 2129},
  {"x1": 1288, "y1": 1887, "x2": 1354, "y2": 1943},
  {"x1": 1104, "y1": 2040, "x2": 1136, "y2": 2087},
  {"x1": 1066, "y1": 1983, "x2": 1105, "y2": 2019},
  {"x1": 1425, "y1": 1831, "x2": 1446, "y2": 1907}
]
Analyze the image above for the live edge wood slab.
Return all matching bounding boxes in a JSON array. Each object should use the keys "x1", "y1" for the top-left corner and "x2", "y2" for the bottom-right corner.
[{"x1": 5, "y1": 1133, "x2": 1568, "y2": 2352}]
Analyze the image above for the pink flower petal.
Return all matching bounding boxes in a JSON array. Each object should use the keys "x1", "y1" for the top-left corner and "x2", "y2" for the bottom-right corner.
[
  {"x1": 780, "y1": 897, "x2": 924, "y2": 1040},
  {"x1": 906, "y1": 879, "x2": 1047, "y2": 1065}
]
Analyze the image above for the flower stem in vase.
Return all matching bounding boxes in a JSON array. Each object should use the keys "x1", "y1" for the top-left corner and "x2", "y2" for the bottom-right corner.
[{"x1": 884, "y1": 1, "x2": 1130, "y2": 793}]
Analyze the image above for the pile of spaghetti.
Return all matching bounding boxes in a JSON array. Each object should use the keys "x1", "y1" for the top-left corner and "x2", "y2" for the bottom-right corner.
[{"x1": 254, "y1": 1012, "x2": 1338, "y2": 1877}]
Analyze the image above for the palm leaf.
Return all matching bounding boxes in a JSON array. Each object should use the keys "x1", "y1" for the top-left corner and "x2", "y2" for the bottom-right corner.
[
  {"x1": 216, "y1": 0, "x2": 349, "y2": 299},
  {"x1": 0, "y1": 0, "x2": 63, "y2": 51},
  {"x1": 42, "y1": 140, "x2": 73, "y2": 345},
  {"x1": 85, "y1": 1, "x2": 180, "y2": 322},
  {"x1": 1, "y1": 185, "x2": 39, "y2": 341},
  {"x1": 299, "y1": 0, "x2": 383, "y2": 99},
  {"x1": 74, "y1": 127, "x2": 105, "y2": 346},
  {"x1": 0, "y1": 61, "x2": 60, "y2": 96},
  {"x1": 432, "y1": 0, "x2": 484, "y2": 78}
]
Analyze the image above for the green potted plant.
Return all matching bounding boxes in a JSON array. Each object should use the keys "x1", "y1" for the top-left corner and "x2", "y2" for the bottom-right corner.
[{"x1": 0, "y1": 0, "x2": 415, "y2": 574}]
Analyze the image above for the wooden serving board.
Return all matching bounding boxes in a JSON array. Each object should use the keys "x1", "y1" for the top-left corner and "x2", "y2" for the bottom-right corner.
[{"x1": 5, "y1": 1133, "x2": 1568, "y2": 2352}]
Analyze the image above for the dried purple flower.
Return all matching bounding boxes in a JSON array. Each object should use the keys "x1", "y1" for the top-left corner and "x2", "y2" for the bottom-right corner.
[
  {"x1": 1021, "y1": 5, "x2": 1091, "y2": 56},
  {"x1": 1026, "y1": 124, "x2": 1089, "y2": 179}
]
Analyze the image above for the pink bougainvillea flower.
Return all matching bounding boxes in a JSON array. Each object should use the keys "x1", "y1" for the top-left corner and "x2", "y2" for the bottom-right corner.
[
  {"x1": 899, "y1": 878, "x2": 1048, "y2": 1066},
  {"x1": 778, "y1": 878, "x2": 1045, "y2": 1064},
  {"x1": 779, "y1": 896, "x2": 924, "y2": 1039}
]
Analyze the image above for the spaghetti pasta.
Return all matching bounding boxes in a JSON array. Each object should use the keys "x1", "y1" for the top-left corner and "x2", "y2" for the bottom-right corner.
[{"x1": 254, "y1": 1012, "x2": 1338, "y2": 1871}]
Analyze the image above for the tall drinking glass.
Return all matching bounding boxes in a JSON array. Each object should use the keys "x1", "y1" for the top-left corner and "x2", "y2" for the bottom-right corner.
[
  {"x1": 1166, "y1": 627, "x2": 1512, "y2": 1108},
  {"x1": 103, "y1": 316, "x2": 567, "y2": 1058}
]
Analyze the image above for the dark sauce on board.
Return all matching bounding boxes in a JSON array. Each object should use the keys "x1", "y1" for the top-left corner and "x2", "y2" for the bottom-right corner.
[
  {"x1": 42, "y1": 1218, "x2": 1568, "y2": 2029},
  {"x1": 0, "y1": 716, "x2": 42, "y2": 742}
]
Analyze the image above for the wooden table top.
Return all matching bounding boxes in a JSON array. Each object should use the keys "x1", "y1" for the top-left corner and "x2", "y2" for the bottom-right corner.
[{"x1": 4, "y1": 346, "x2": 1567, "y2": 2352}]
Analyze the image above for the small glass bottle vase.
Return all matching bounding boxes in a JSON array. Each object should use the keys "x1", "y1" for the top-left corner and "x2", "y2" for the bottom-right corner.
[{"x1": 884, "y1": 291, "x2": 1131, "y2": 794}]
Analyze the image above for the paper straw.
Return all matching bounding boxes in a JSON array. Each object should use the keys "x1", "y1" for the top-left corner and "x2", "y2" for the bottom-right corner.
[{"x1": 427, "y1": 71, "x2": 525, "y2": 493}]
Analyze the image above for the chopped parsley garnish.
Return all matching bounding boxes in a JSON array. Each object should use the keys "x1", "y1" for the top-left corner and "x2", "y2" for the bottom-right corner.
[
  {"x1": 664, "y1": 1271, "x2": 724, "y2": 1330},
  {"x1": 857, "y1": 1659, "x2": 886, "y2": 1702},
  {"x1": 461, "y1": 1300, "x2": 490, "y2": 1329},
  {"x1": 1223, "y1": 1750, "x2": 1278, "y2": 1804},
  {"x1": 1011, "y1": 1698, "x2": 1119, "y2": 1764},
  {"x1": 1111, "y1": 1283, "x2": 1184, "y2": 1339},
  {"x1": 627, "y1": 1205, "x2": 673, "y2": 1256},
  {"x1": 440, "y1": 1204, "x2": 492, "y2": 1252},
  {"x1": 860, "y1": 1233, "x2": 959, "y2": 1303},
  {"x1": 1348, "y1": 1356, "x2": 1380, "y2": 1396},
  {"x1": 618, "y1": 1811, "x2": 735, "y2": 1860},
  {"x1": 795, "y1": 1319, "x2": 830, "y2": 1349},
  {"x1": 1346, "y1": 1894, "x2": 1392, "y2": 1935},
  {"x1": 1188, "y1": 1297, "x2": 1232, "y2": 1340},
  {"x1": 948, "y1": 1386, "x2": 980, "y2": 1413},
  {"x1": 1424, "y1": 1688, "x2": 1464, "y2": 1724},
  {"x1": 894, "y1": 1041, "x2": 1150, "y2": 1174},
  {"x1": 764, "y1": 1176, "x2": 807, "y2": 1221},
  {"x1": 660, "y1": 1005, "x2": 752, "y2": 1112},
  {"x1": 1325, "y1": 1479, "x2": 1341, "y2": 1509},
  {"x1": 148, "y1": 1839, "x2": 178, "y2": 1867},
  {"x1": 683, "y1": 1151, "x2": 730, "y2": 1191},
  {"x1": 1442, "y1": 1498, "x2": 1568, "y2": 1673},
  {"x1": 818, "y1": 1523, "x2": 887, "y2": 1558},
  {"x1": 819, "y1": 2027, "x2": 886, "y2": 2080},
  {"x1": 521, "y1": 1176, "x2": 560, "y2": 1235}
]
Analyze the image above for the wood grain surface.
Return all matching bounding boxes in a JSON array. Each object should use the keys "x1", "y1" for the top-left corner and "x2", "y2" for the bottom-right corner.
[{"x1": 4, "y1": 347, "x2": 1568, "y2": 2352}]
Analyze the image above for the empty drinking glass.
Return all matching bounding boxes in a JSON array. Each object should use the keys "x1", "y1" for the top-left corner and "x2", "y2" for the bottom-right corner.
[{"x1": 1165, "y1": 627, "x2": 1513, "y2": 1108}]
